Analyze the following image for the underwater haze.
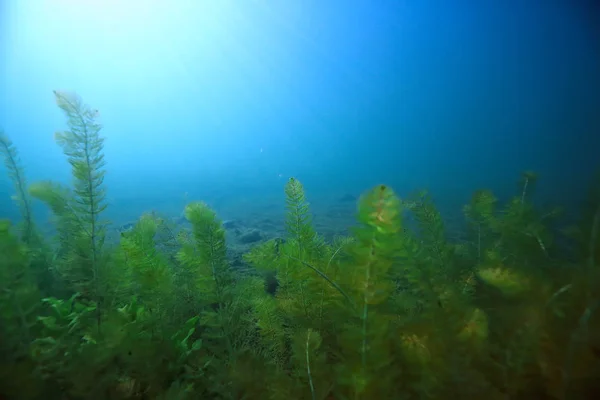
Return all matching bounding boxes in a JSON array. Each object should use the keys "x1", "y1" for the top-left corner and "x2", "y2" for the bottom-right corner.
[
  {"x1": 4, "y1": 2, "x2": 600, "y2": 399},
  {"x1": 1, "y1": 0, "x2": 599, "y2": 232}
]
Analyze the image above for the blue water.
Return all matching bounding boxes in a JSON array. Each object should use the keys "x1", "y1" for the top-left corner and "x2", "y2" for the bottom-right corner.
[{"x1": 1, "y1": 0, "x2": 599, "y2": 235}]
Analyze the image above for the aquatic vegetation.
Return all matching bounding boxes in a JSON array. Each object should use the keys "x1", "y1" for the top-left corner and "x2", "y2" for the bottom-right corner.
[
  {"x1": 0, "y1": 91, "x2": 599, "y2": 399},
  {"x1": 0, "y1": 132, "x2": 35, "y2": 245}
]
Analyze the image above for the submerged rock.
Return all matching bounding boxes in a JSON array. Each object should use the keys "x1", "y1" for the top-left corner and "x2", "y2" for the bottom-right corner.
[
  {"x1": 117, "y1": 222, "x2": 135, "y2": 234},
  {"x1": 238, "y1": 229, "x2": 263, "y2": 244},
  {"x1": 222, "y1": 219, "x2": 240, "y2": 229}
]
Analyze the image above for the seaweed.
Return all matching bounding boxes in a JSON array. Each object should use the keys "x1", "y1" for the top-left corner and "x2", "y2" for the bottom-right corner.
[{"x1": 1, "y1": 91, "x2": 599, "y2": 399}]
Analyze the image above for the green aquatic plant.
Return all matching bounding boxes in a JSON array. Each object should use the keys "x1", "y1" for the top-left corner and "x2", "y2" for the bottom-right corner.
[
  {"x1": 0, "y1": 220, "x2": 45, "y2": 399},
  {"x1": 244, "y1": 178, "x2": 350, "y2": 397},
  {"x1": 29, "y1": 91, "x2": 108, "y2": 312},
  {"x1": 0, "y1": 220, "x2": 38, "y2": 350},
  {"x1": 335, "y1": 184, "x2": 403, "y2": 398},
  {"x1": 245, "y1": 176, "x2": 593, "y2": 399},
  {"x1": 176, "y1": 201, "x2": 257, "y2": 398},
  {"x1": 568, "y1": 170, "x2": 600, "y2": 272},
  {"x1": 284, "y1": 177, "x2": 322, "y2": 256},
  {"x1": 177, "y1": 202, "x2": 232, "y2": 307},
  {"x1": 400, "y1": 190, "x2": 475, "y2": 310},
  {"x1": 118, "y1": 213, "x2": 175, "y2": 316},
  {"x1": 3, "y1": 90, "x2": 600, "y2": 398},
  {"x1": 245, "y1": 179, "x2": 479, "y2": 398},
  {"x1": 0, "y1": 131, "x2": 56, "y2": 296},
  {"x1": 454, "y1": 173, "x2": 600, "y2": 399},
  {"x1": 246, "y1": 179, "x2": 341, "y2": 337},
  {"x1": 0, "y1": 131, "x2": 36, "y2": 244}
]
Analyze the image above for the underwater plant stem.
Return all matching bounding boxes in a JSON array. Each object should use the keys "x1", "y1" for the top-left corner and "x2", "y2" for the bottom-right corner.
[
  {"x1": 563, "y1": 300, "x2": 600, "y2": 400},
  {"x1": 521, "y1": 177, "x2": 529, "y2": 204},
  {"x1": 306, "y1": 329, "x2": 316, "y2": 400},
  {"x1": 545, "y1": 284, "x2": 572, "y2": 308},
  {"x1": 3, "y1": 288, "x2": 31, "y2": 345},
  {"x1": 299, "y1": 279, "x2": 311, "y2": 319},
  {"x1": 318, "y1": 243, "x2": 346, "y2": 327},
  {"x1": 590, "y1": 206, "x2": 599, "y2": 270},
  {"x1": 286, "y1": 255, "x2": 356, "y2": 311},
  {"x1": 477, "y1": 223, "x2": 481, "y2": 263},
  {"x1": 210, "y1": 254, "x2": 235, "y2": 361},
  {"x1": 361, "y1": 302, "x2": 369, "y2": 374},
  {"x1": 360, "y1": 245, "x2": 374, "y2": 387},
  {"x1": 0, "y1": 138, "x2": 33, "y2": 241},
  {"x1": 82, "y1": 127, "x2": 102, "y2": 331}
]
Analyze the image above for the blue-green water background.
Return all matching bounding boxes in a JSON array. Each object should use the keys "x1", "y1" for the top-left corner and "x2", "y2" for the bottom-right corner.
[{"x1": 1, "y1": 0, "x2": 599, "y2": 234}]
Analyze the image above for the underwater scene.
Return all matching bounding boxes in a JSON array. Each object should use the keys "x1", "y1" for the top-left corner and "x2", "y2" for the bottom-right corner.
[{"x1": 1, "y1": 1, "x2": 600, "y2": 399}]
